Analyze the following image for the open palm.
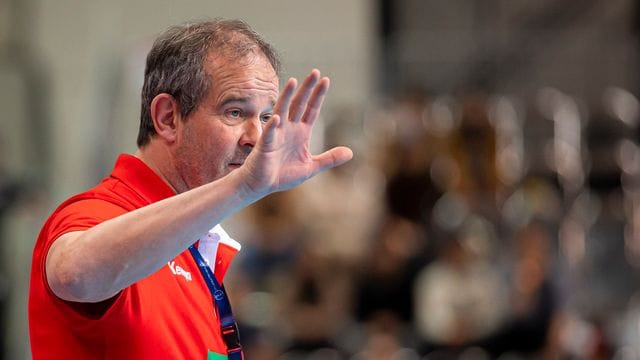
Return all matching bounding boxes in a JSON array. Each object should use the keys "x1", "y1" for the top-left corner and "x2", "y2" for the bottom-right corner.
[{"x1": 241, "y1": 69, "x2": 353, "y2": 197}]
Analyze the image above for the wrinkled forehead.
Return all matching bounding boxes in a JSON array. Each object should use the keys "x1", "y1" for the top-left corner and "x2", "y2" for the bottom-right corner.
[
  {"x1": 206, "y1": 50, "x2": 278, "y2": 83},
  {"x1": 204, "y1": 50, "x2": 279, "y2": 106},
  {"x1": 205, "y1": 46, "x2": 279, "y2": 89}
]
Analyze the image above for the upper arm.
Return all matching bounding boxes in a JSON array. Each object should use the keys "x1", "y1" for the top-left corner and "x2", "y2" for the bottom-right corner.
[
  {"x1": 45, "y1": 230, "x2": 87, "y2": 302},
  {"x1": 42, "y1": 199, "x2": 128, "y2": 302}
]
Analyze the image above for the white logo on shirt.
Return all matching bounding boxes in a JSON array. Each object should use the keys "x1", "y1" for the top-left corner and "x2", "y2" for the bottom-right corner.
[{"x1": 167, "y1": 261, "x2": 192, "y2": 281}]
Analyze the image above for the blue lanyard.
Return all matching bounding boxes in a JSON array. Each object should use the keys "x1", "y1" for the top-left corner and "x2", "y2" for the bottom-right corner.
[{"x1": 188, "y1": 245, "x2": 243, "y2": 360}]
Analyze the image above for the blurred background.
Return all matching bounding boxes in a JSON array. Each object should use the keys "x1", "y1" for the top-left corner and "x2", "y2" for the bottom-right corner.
[{"x1": 1, "y1": 0, "x2": 640, "y2": 359}]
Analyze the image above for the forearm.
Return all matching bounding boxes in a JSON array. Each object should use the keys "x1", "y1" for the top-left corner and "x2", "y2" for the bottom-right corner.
[{"x1": 46, "y1": 169, "x2": 257, "y2": 303}]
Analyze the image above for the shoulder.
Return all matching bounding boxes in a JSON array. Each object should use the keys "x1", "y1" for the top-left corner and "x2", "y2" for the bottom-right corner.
[
  {"x1": 45, "y1": 173, "x2": 147, "y2": 237},
  {"x1": 41, "y1": 196, "x2": 127, "y2": 248}
]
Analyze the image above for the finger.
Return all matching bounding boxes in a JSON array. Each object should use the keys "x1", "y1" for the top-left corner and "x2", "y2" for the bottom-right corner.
[
  {"x1": 289, "y1": 69, "x2": 320, "y2": 123},
  {"x1": 273, "y1": 78, "x2": 297, "y2": 122},
  {"x1": 301, "y1": 77, "x2": 330, "y2": 125},
  {"x1": 311, "y1": 146, "x2": 353, "y2": 174},
  {"x1": 258, "y1": 114, "x2": 280, "y2": 148}
]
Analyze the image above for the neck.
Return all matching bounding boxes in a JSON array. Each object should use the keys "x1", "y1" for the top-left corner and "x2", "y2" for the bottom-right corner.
[{"x1": 136, "y1": 144, "x2": 186, "y2": 193}]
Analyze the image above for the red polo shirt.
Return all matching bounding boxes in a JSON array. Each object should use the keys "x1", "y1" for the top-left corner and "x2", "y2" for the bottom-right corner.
[{"x1": 29, "y1": 154, "x2": 238, "y2": 359}]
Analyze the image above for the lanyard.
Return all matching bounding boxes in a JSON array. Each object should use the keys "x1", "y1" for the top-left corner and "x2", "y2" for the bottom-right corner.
[{"x1": 189, "y1": 245, "x2": 243, "y2": 360}]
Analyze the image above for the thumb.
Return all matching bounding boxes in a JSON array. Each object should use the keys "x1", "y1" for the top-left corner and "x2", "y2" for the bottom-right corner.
[{"x1": 312, "y1": 146, "x2": 354, "y2": 174}]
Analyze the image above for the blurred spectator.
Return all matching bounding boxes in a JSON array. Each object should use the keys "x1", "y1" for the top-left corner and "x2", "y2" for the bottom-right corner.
[
  {"x1": 413, "y1": 219, "x2": 506, "y2": 355},
  {"x1": 234, "y1": 190, "x2": 305, "y2": 291},
  {"x1": 278, "y1": 249, "x2": 351, "y2": 358},
  {"x1": 354, "y1": 214, "x2": 425, "y2": 330},
  {"x1": 449, "y1": 93, "x2": 501, "y2": 218},
  {"x1": 225, "y1": 190, "x2": 306, "y2": 357},
  {"x1": 300, "y1": 106, "x2": 385, "y2": 262},
  {"x1": 476, "y1": 220, "x2": 558, "y2": 357},
  {"x1": 381, "y1": 90, "x2": 444, "y2": 226},
  {"x1": 351, "y1": 324, "x2": 421, "y2": 360}
]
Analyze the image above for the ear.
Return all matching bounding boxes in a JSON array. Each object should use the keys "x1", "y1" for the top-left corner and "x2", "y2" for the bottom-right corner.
[{"x1": 150, "y1": 93, "x2": 180, "y2": 143}]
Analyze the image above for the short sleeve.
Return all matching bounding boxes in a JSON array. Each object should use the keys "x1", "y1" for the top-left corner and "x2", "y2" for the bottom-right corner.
[{"x1": 46, "y1": 198, "x2": 129, "y2": 245}]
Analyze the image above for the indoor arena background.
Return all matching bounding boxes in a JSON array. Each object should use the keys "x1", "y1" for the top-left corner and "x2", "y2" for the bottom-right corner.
[{"x1": 1, "y1": 1, "x2": 640, "y2": 359}]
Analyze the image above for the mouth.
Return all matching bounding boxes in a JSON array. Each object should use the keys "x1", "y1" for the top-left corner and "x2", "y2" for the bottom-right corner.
[{"x1": 229, "y1": 153, "x2": 249, "y2": 169}]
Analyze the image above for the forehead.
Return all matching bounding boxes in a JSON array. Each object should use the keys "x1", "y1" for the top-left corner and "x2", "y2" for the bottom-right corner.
[{"x1": 205, "y1": 51, "x2": 279, "y2": 105}]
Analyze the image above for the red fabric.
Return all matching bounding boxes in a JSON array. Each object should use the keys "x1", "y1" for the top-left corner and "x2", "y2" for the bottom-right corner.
[
  {"x1": 215, "y1": 243, "x2": 238, "y2": 284},
  {"x1": 29, "y1": 154, "x2": 238, "y2": 359}
]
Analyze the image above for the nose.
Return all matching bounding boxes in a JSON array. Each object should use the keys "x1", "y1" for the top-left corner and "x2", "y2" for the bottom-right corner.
[{"x1": 239, "y1": 117, "x2": 263, "y2": 147}]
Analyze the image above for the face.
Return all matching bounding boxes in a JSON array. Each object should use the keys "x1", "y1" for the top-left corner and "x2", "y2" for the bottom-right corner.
[{"x1": 173, "y1": 51, "x2": 279, "y2": 191}]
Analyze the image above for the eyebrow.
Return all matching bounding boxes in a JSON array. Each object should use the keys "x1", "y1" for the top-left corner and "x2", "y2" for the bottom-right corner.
[
  {"x1": 218, "y1": 96, "x2": 277, "y2": 109},
  {"x1": 219, "y1": 96, "x2": 251, "y2": 108}
]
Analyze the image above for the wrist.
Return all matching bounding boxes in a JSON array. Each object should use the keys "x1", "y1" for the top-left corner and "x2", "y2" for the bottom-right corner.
[{"x1": 229, "y1": 165, "x2": 270, "y2": 205}]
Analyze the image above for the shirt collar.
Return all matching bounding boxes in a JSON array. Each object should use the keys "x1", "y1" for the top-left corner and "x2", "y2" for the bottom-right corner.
[{"x1": 109, "y1": 154, "x2": 176, "y2": 204}]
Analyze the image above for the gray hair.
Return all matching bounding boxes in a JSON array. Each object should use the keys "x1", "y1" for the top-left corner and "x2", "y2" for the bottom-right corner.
[{"x1": 137, "y1": 19, "x2": 281, "y2": 147}]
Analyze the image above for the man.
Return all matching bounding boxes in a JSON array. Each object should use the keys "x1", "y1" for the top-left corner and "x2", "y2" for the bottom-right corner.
[{"x1": 28, "y1": 19, "x2": 352, "y2": 359}]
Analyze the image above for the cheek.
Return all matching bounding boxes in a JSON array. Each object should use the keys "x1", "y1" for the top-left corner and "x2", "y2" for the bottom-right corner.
[
  {"x1": 184, "y1": 121, "x2": 218, "y2": 152},
  {"x1": 176, "y1": 123, "x2": 215, "y2": 168},
  {"x1": 183, "y1": 119, "x2": 241, "y2": 165},
  {"x1": 201, "y1": 129, "x2": 239, "y2": 165}
]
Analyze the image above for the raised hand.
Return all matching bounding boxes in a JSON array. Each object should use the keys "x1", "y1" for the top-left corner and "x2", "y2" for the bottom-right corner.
[{"x1": 240, "y1": 69, "x2": 353, "y2": 197}]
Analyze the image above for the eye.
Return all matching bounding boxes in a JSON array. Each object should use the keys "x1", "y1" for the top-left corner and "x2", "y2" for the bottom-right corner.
[
  {"x1": 260, "y1": 113, "x2": 273, "y2": 123},
  {"x1": 228, "y1": 109, "x2": 242, "y2": 118}
]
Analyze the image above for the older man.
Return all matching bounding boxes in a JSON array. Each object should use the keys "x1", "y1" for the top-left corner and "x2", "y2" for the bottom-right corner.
[{"x1": 29, "y1": 19, "x2": 352, "y2": 359}]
